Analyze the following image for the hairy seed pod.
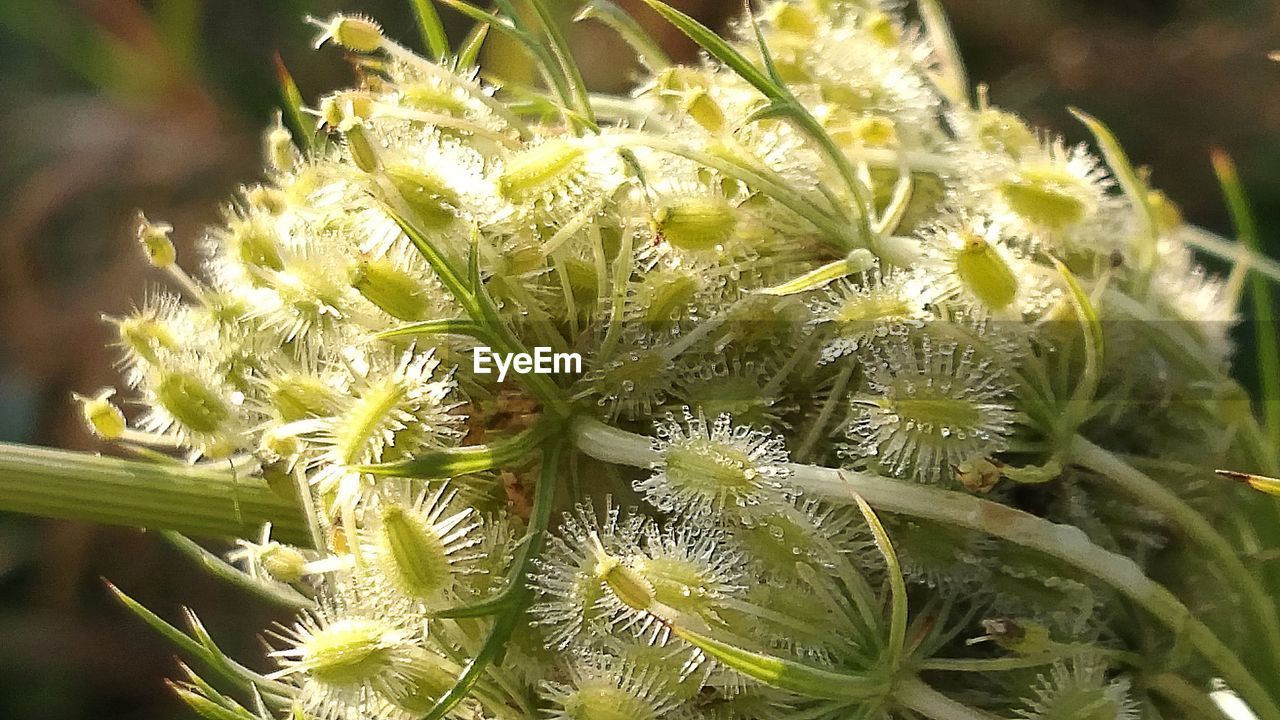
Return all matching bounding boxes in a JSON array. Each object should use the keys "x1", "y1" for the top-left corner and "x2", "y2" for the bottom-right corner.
[
  {"x1": 655, "y1": 197, "x2": 736, "y2": 251},
  {"x1": 301, "y1": 619, "x2": 399, "y2": 686},
  {"x1": 955, "y1": 232, "x2": 1019, "y2": 310},
  {"x1": 383, "y1": 647, "x2": 460, "y2": 713},
  {"x1": 497, "y1": 140, "x2": 585, "y2": 201},
  {"x1": 976, "y1": 107, "x2": 1037, "y2": 159},
  {"x1": 135, "y1": 212, "x2": 176, "y2": 268},
  {"x1": 118, "y1": 317, "x2": 177, "y2": 365},
  {"x1": 595, "y1": 555, "x2": 656, "y2": 612},
  {"x1": 378, "y1": 505, "x2": 452, "y2": 600},
  {"x1": 155, "y1": 371, "x2": 229, "y2": 434},
  {"x1": 383, "y1": 164, "x2": 459, "y2": 229},
  {"x1": 682, "y1": 88, "x2": 726, "y2": 133},
  {"x1": 350, "y1": 257, "x2": 431, "y2": 321},
  {"x1": 317, "y1": 15, "x2": 384, "y2": 53},
  {"x1": 227, "y1": 217, "x2": 285, "y2": 272}
]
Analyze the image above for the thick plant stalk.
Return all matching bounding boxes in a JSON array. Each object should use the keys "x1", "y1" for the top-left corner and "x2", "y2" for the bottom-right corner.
[
  {"x1": 0, "y1": 442, "x2": 310, "y2": 546},
  {"x1": 571, "y1": 417, "x2": 1280, "y2": 720}
]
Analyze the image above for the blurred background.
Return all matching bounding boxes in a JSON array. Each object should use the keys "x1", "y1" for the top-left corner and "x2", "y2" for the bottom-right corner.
[{"x1": 0, "y1": 0, "x2": 1276, "y2": 717}]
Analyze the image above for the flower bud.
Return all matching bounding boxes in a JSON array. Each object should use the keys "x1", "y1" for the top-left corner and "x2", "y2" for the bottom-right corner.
[
  {"x1": 260, "y1": 425, "x2": 303, "y2": 459},
  {"x1": 654, "y1": 196, "x2": 736, "y2": 251},
  {"x1": 954, "y1": 231, "x2": 1018, "y2": 310},
  {"x1": 865, "y1": 11, "x2": 900, "y2": 46},
  {"x1": 134, "y1": 212, "x2": 176, "y2": 268},
  {"x1": 769, "y1": 2, "x2": 817, "y2": 36},
  {"x1": 245, "y1": 185, "x2": 288, "y2": 215},
  {"x1": 979, "y1": 617, "x2": 1052, "y2": 654},
  {"x1": 313, "y1": 14, "x2": 385, "y2": 53},
  {"x1": 260, "y1": 543, "x2": 310, "y2": 583},
  {"x1": 1147, "y1": 189, "x2": 1183, "y2": 233},
  {"x1": 75, "y1": 389, "x2": 126, "y2": 440},
  {"x1": 998, "y1": 164, "x2": 1091, "y2": 230},
  {"x1": 265, "y1": 113, "x2": 295, "y2": 173},
  {"x1": 342, "y1": 120, "x2": 381, "y2": 173},
  {"x1": 682, "y1": 88, "x2": 726, "y2": 133},
  {"x1": 853, "y1": 115, "x2": 897, "y2": 146},
  {"x1": 976, "y1": 107, "x2": 1036, "y2": 159}
]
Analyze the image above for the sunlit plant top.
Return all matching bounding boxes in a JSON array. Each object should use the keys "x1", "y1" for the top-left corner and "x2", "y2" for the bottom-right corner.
[{"x1": 28, "y1": 0, "x2": 1280, "y2": 718}]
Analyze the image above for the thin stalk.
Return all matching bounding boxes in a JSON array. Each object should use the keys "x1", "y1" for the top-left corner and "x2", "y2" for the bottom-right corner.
[
  {"x1": 0, "y1": 442, "x2": 309, "y2": 546},
  {"x1": 569, "y1": 418, "x2": 1280, "y2": 720},
  {"x1": 1145, "y1": 674, "x2": 1232, "y2": 720},
  {"x1": 1070, "y1": 435, "x2": 1280, "y2": 675},
  {"x1": 893, "y1": 676, "x2": 1000, "y2": 720}
]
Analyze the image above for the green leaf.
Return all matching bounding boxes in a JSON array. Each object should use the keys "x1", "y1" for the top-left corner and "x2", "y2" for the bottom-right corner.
[
  {"x1": 760, "y1": 250, "x2": 877, "y2": 296},
  {"x1": 409, "y1": 0, "x2": 451, "y2": 60},
  {"x1": 574, "y1": 0, "x2": 670, "y2": 71},
  {"x1": 1053, "y1": 258, "x2": 1104, "y2": 433},
  {"x1": 356, "y1": 420, "x2": 559, "y2": 478},
  {"x1": 637, "y1": 0, "x2": 778, "y2": 100},
  {"x1": 742, "y1": 99, "x2": 796, "y2": 126},
  {"x1": 374, "y1": 318, "x2": 493, "y2": 343},
  {"x1": 272, "y1": 53, "x2": 312, "y2": 153},
  {"x1": 456, "y1": 22, "x2": 490, "y2": 68},
  {"x1": 106, "y1": 582, "x2": 292, "y2": 704},
  {"x1": 527, "y1": 0, "x2": 595, "y2": 126},
  {"x1": 1212, "y1": 148, "x2": 1280, "y2": 443},
  {"x1": 160, "y1": 531, "x2": 314, "y2": 610},
  {"x1": 170, "y1": 683, "x2": 260, "y2": 720},
  {"x1": 917, "y1": 0, "x2": 969, "y2": 107},
  {"x1": 418, "y1": 443, "x2": 562, "y2": 718},
  {"x1": 850, "y1": 493, "x2": 907, "y2": 670},
  {"x1": 670, "y1": 625, "x2": 889, "y2": 701},
  {"x1": 1071, "y1": 108, "x2": 1158, "y2": 275},
  {"x1": 744, "y1": 3, "x2": 786, "y2": 87},
  {"x1": 379, "y1": 199, "x2": 476, "y2": 315}
]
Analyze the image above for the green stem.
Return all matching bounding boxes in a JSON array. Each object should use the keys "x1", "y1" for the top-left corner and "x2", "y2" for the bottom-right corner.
[
  {"x1": 1145, "y1": 674, "x2": 1232, "y2": 720},
  {"x1": 1070, "y1": 435, "x2": 1280, "y2": 675},
  {"x1": 419, "y1": 441, "x2": 562, "y2": 719},
  {"x1": 357, "y1": 418, "x2": 561, "y2": 478},
  {"x1": 569, "y1": 417, "x2": 1280, "y2": 720},
  {"x1": 0, "y1": 442, "x2": 310, "y2": 546},
  {"x1": 893, "y1": 676, "x2": 1000, "y2": 720}
]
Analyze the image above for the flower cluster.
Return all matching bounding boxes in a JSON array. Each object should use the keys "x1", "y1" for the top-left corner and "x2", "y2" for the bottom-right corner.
[{"x1": 78, "y1": 2, "x2": 1274, "y2": 719}]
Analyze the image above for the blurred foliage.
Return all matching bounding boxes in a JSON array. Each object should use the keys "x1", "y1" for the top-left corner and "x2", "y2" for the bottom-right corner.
[{"x1": 0, "y1": 0, "x2": 1275, "y2": 718}]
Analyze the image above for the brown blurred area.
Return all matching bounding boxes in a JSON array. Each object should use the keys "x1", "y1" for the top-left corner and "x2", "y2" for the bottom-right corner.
[{"x1": 0, "y1": 1, "x2": 1276, "y2": 717}]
